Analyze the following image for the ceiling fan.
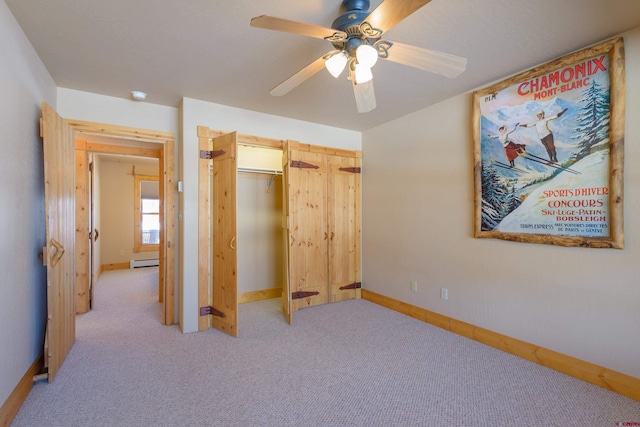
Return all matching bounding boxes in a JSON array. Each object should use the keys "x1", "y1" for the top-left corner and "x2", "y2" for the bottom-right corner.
[{"x1": 250, "y1": 0, "x2": 467, "y2": 113}]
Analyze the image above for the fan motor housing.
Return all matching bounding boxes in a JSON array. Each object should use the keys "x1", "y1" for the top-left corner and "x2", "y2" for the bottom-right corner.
[
  {"x1": 339, "y1": 0, "x2": 370, "y2": 13},
  {"x1": 332, "y1": 0, "x2": 370, "y2": 32}
]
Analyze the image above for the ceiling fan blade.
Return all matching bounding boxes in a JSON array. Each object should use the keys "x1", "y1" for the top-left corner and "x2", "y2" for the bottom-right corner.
[
  {"x1": 383, "y1": 41, "x2": 467, "y2": 78},
  {"x1": 269, "y1": 54, "x2": 330, "y2": 97},
  {"x1": 364, "y1": 0, "x2": 433, "y2": 34},
  {"x1": 251, "y1": 15, "x2": 347, "y2": 41},
  {"x1": 353, "y1": 80, "x2": 376, "y2": 113}
]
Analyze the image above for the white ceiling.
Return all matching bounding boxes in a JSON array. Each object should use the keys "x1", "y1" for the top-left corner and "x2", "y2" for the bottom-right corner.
[{"x1": 6, "y1": 0, "x2": 640, "y2": 131}]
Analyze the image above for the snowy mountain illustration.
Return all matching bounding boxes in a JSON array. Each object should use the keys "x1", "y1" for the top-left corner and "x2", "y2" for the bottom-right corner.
[{"x1": 497, "y1": 149, "x2": 610, "y2": 237}]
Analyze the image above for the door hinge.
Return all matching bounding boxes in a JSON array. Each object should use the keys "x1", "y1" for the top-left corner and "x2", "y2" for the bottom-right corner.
[
  {"x1": 339, "y1": 167, "x2": 361, "y2": 174},
  {"x1": 200, "y1": 306, "x2": 226, "y2": 318},
  {"x1": 291, "y1": 291, "x2": 320, "y2": 300},
  {"x1": 339, "y1": 282, "x2": 362, "y2": 290},
  {"x1": 291, "y1": 160, "x2": 319, "y2": 169},
  {"x1": 200, "y1": 149, "x2": 226, "y2": 160}
]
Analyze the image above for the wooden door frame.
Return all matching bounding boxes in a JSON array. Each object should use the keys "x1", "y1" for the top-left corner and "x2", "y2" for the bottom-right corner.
[
  {"x1": 196, "y1": 127, "x2": 363, "y2": 329},
  {"x1": 75, "y1": 147, "x2": 90, "y2": 313},
  {"x1": 70, "y1": 119, "x2": 176, "y2": 325},
  {"x1": 196, "y1": 126, "x2": 285, "y2": 332}
]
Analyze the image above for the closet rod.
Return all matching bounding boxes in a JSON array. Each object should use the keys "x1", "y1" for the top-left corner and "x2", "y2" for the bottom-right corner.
[{"x1": 237, "y1": 167, "x2": 282, "y2": 176}]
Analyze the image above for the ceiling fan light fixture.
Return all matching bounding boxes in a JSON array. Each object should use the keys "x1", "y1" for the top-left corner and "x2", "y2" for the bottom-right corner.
[
  {"x1": 354, "y1": 63, "x2": 373, "y2": 84},
  {"x1": 325, "y1": 51, "x2": 348, "y2": 78},
  {"x1": 355, "y1": 44, "x2": 378, "y2": 68},
  {"x1": 251, "y1": 0, "x2": 467, "y2": 113}
]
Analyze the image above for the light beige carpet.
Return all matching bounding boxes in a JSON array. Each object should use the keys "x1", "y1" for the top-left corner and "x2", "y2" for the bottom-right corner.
[{"x1": 11, "y1": 267, "x2": 640, "y2": 426}]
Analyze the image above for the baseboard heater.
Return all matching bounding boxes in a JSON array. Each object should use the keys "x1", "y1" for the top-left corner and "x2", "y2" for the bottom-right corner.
[{"x1": 129, "y1": 259, "x2": 159, "y2": 269}]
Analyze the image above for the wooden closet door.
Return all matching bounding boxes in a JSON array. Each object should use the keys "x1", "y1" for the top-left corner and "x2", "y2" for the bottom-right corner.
[
  {"x1": 281, "y1": 150, "x2": 293, "y2": 324},
  {"x1": 286, "y1": 150, "x2": 329, "y2": 312},
  {"x1": 328, "y1": 154, "x2": 361, "y2": 302},
  {"x1": 211, "y1": 133, "x2": 238, "y2": 336}
]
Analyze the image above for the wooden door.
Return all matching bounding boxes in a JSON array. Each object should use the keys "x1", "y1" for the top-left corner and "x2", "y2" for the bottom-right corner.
[
  {"x1": 41, "y1": 102, "x2": 76, "y2": 382},
  {"x1": 281, "y1": 149, "x2": 293, "y2": 323},
  {"x1": 75, "y1": 144, "x2": 90, "y2": 313},
  {"x1": 328, "y1": 154, "x2": 361, "y2": 302},
  {"x1": 286, "y1": 149, "x2": 329, "y2": 313},
  {"x1": 89, "y1": 155, "x2": 96, "y2": 308},
  {"x1": 211, "y1": 133, "x2": 238, "y2": 336}
]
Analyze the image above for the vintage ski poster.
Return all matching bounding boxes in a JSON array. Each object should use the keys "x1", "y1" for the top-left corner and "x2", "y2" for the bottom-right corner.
[{"x1": 473, "y1": 38, "x2": 624, "y2": 248}]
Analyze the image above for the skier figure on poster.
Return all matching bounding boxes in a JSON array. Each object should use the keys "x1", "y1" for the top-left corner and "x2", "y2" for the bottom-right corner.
[
  {"x1": 519, "y1": 108, "x2": 568, "y2": 163},
  {"x1": 488, "y1": 123, "x2": 527, "y2": 168}
]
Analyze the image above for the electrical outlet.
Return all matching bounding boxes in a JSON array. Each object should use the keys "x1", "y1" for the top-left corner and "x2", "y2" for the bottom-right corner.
[
  {"x1": 440, "y1": 288, "x2": 448, "y2": 300},
  {"x1": 119, "y1": 249, "x2": 124, "y2": 256},
  {"x1": 410, "y1": 281, "x2": 418, "y2": 292}
]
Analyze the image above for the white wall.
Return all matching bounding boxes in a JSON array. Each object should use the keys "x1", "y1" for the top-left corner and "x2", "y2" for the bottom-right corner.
[
  {"x1": 57, "y1": 88, "x2": 179, "y2": 134},
  {"x1": 0, "y1": 0, "x2": 56, "y2": 407},
  {"x1": 180, "y1": 97, "x2": 362, "y2": 332},
  {"x1": 237, "y1": 173, "x2": 283, "y2": 294},
  {"x1": 362, "y1": 28, "x2": 640, "y2": 378},
  {"x1": 181, "y1": 98, "x2": 362, "y2": 151}
]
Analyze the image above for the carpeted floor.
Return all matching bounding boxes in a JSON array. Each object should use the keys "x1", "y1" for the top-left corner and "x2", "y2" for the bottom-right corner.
[{"x1": 11, "y1": 268, "x2": 640, "y2": 426}]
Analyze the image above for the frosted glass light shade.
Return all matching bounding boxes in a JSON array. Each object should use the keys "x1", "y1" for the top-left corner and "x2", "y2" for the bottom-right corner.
[
  {"x1": 325, "y1": 52, "x2": 348, "y2": 78},
  {"x1": 354, "y1": 63, "x2": 373, "y2": 84},
  {"x1": 356, "y1": 44, "x2": 378, "y2": 68}
]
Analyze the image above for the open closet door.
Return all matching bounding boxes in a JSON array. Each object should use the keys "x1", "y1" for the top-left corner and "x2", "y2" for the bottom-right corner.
[
  {"x1": 210, "y1": 132, "x2": 238, "y2": 337},
  {"x1": 281, "y1": 149, "x2": 293, "y2": 324},
  {"x1": 284, "y1": 146, "x2": 329, "y2": 316},
  {"x1": 41, "y1": 102, "x2": 76, "y2": 382}
]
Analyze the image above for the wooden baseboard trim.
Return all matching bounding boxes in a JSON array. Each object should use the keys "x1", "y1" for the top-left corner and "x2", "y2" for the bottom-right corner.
[
  {"x1": 0, "y1": 354, "x2": 43, "y2": 427},
  {"x1": 239, "y1": 287, "x2": 282, "y2": 304},
  {"x1": 101, "y1": 262, "x2": 129, "y2": 271},
  {"x1": 362, "y1": 289, "x2": 640, "y2": 402}
]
